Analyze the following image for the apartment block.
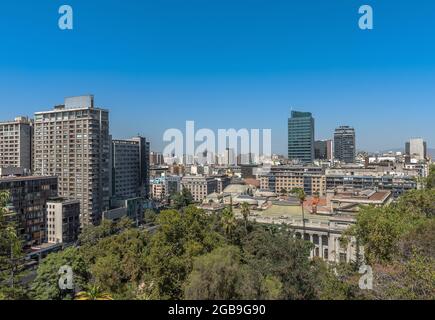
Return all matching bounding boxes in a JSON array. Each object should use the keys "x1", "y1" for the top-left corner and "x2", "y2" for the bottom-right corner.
[
  {"x1": 314, "y1": 139, "x2": 333, "y2": 160},
  {"x1": 334, "y1": 126, "x2": 356, "y2": 163},
  {"x1": 405, "y1": 138, "x2": 427, "y2": 161},
  {"x1": 259, "y1": 172, "x2": 326, "y2": 196},
  {"x1": 33, "y1": 95, "x2": 110, "y2": 226},
  {"x1": 0, "y1": 176, "x2": 58, "y2": 246},
  {"x1": 46, "y1": 197, "x2": 81, "y2": 244},
  {"x1": 181, "y1": 175, "x2": 218, "y2": 202},
  {"x1": 0, "y1": 117, "x2": 32, "y2": 171}
]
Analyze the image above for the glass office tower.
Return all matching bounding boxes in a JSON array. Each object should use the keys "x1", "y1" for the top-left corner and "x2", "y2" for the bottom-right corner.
[{"x1": 288, "y1": 111, "x2": 315, "y2": 163}]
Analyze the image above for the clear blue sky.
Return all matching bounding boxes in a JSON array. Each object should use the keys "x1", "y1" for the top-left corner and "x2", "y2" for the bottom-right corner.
[{"x1": 0, "y1": 0, "x2": 434, "y2": 154}]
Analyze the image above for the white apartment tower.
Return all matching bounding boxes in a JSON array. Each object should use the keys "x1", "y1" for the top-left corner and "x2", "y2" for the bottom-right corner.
[
  {"x1": 33, "y1": 95, "x2": 110, "y2": 226},
  {"x1": 0, "y1": 116, "x2": 32, "y2": 172},
  {"x1": 406, "y1": 138, "x2": 427, "y2": 161}
]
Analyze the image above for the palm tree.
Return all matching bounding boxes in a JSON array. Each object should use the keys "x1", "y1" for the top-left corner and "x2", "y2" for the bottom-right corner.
[
  {"x1": 221, "y1": 208, "x2": 237, "y2": 237},
  {"x1": 75, "y1": 285, "x2": 114, "y2": 300},
  {"x1": 240, "y1": 202, "x2": 250, "y2": 234},
  {"x1": 291, "y1": 188, "x2": 306, "y2": 238}
]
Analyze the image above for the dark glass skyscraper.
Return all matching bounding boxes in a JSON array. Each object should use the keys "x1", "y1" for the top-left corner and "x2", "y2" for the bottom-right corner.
[
  {"x1": 288, "y1": 111, "x2": 315, "y2": 163},
  {"x1": 334, "y1": 126, "x2": 356, "y2": 163}
]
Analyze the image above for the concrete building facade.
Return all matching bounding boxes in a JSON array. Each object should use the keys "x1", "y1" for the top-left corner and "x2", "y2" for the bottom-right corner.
[
  {"x1": 0, "y1": 117, "x2": 32, "y2": 172},
  {"x1": 46, "y1": 198, "x2": 80, "y2": 244},
  {"x1": 181, "y1": 175, "x2": 218, "y2": 202},
  {"x1": 334, "y1": 126, "x2": 356, "y2": 163},
  {"x1": 33, "y1": 95, "x2": 110, "y2": 226},
  {"x1": 0, "y1": 176, "x2": 58, "y2": 246}
]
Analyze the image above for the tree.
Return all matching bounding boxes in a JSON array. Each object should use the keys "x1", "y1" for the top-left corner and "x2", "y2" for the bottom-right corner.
[
  {"x1": 348, "y1": 194, "x2": 428, "y2": 265},
  {"x1": 426, "y1": 164, "x2": 435, "y2": 189},
  {"x1": 221, "y1": 208, "x2": 237, "y2": 238},
  {"x1": 240, "y1": 202, "x2": 251, "y2": 234},
  {"x1": 313, "y1": 260, "x2": 362, "y2": 300},
  {"x1": 31, "y1": 247, "x2": 89, "y2": 300},
  {"x1": 0, "y1": 191, "x2": 27, "y2": 300},
  {"x1": 75, "y1": 285, "x2": 113, "y2": 300},
  {"x1": 371, "y1": 250, "x2": 435, "y2": 300},
  {"x1": 242, "y1": 225, "x2": 317, "y2": 300},
  {"x1": 78, "y1": 219, "x2": 116, "y2": 246},
  {"x1": 280, "y1": 188, "x2": 287, "y2": 196},
  {"x1": 144, "y1": 209, "x2": 157, "y2": 224},
  {"x1": 291, "y1": 188, "x2": 306, "y2": 237},
  {"x1": 184, "y1": 246, "x2": 265, "y2": 300},
  {"x1": 396, "y1": 189, "x2": 435, "y2": 218},
  {"x1": 172, "y1": 188, "x2": 194, "y2": 209},
  {"x1": 368, "y1": 219, "x2": 435, "y2": 300},
  {"x1": 145, "y1": 207, "x2": 223, "y2": 299}
]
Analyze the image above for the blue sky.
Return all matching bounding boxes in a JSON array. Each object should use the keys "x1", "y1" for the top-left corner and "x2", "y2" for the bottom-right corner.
[{"x1": 0, "y1": 0, "x2": 434, "y2": 154}]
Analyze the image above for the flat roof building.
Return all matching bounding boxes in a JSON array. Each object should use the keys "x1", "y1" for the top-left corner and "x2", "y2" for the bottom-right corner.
[
  {"x1": 33, "y1": 95, "x2": 110, "y2": 226},
  {"x1": 334, "y1": 126, "x2": 356, "y2": 163},
  {"x1": 288, "y1": 111, "x2": 315, "y2": 163},
  {"x1": 0, "y1": 117, "x2": 32, "y2": 172},
  {"x1": 46, "y1": 197, "x2": 80, "y2": 244},
  {"x1": 0, "y1": 175, "x2": 58, "y2": 246}
]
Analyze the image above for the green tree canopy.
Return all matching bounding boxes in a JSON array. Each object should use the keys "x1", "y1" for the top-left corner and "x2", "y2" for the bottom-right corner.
[
  {"x1": 145, "y1": 206, "x2": 224, "y2": 299},
  {"x1": 185, "y1": 245, "x2": 265, "y2": 300},
  {"x1": 31, "y1": 247, "x2": 89, "y2": 300}
]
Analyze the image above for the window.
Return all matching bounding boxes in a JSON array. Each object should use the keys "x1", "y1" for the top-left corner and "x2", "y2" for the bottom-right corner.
[{"x1": 339, "y1": 253, "x2": 347, "y2": 263}]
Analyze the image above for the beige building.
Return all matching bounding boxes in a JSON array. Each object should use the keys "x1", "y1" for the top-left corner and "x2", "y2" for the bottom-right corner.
[
  {"x1": 46, "y1": 198, "x2": 80, "y2": 244},
  {"x1": 0, "y1": 117, "x2": 32, "y2": 172},
  {"x1": 151, "y1": 181, "x2": 166, "y2": 200},
  {"x1": 33, "y1": 95, "x2": 110, "y2": 226},
  {"x1": 181, "y1": 175, "x2": 218, "y2": 202},
  {"x1": 260, "y1": 172, "x2": 326, "y2": 196}
]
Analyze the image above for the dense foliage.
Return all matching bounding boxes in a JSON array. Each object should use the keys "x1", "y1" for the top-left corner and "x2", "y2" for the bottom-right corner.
[{"x1": 1, "y1": 182, "x2": 434, "y2": 300}]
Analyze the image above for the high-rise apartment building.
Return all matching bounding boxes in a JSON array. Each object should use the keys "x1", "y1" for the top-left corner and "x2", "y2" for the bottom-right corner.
[
  {"x1": 334, "y1": 126, "x2": 356, "y2": 163},
  {"x1": 0, "y1": 117, "x2": 32, "y2": 172},
  {"x1": 405, "y1": 138, "x2": 427, "y2": 161},
  {"x1": 33, "y1": 95, "x2": 110, "y2": 226},
  {"x1": 0, "y1": 175, "x2": 58, "y2": 246},
  {"x1": 314, "y1": 140, "x2": 333, "y2": 160},
  {"x1": 288, "y1": 111, "x2": 315, "y2": 163},
  {"x1": 111, "y1": 136, "x2": 149, "y2": 199},
  {"x1": 150, "y1": 151, "x2": 164, "y2": 166}
]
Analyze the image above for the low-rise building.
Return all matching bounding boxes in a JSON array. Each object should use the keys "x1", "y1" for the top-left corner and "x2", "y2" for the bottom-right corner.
[
  {"x1": 181, "y1": 175, "x2": 218, "y2": 202},
  {"x1": 151, "y1": 180, "x2": 166, "y2": 200},
  {"x1": 46, "y1": 198, "x2": 80, "y2": 244}
]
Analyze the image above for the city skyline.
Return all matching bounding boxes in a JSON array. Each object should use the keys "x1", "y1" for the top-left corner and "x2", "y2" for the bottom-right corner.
[{"x1": 1, "y1": 1, "x2": 435, "y2": 154}]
